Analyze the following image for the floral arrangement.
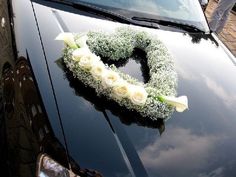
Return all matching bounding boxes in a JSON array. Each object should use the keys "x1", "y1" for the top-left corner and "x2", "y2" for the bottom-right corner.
[{"x1": 56, "y1": 27, "x2": 188, "y2": 120}]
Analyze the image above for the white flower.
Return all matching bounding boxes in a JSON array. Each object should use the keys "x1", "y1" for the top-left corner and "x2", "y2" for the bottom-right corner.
[
  {"x1": 90, "y1": 54, "x2": 100, "y2": 63},
  {"x1": 102, "y1": 70, "x2": 120, "y2": 88},
  {"x1": 129, "y1": 86, "x2": 148, "y2": 106},
  {"x1": 79, "y1": 53, "x2": 100, "y2": 70},
  {"x1": 90, "y1": 61, "x2": 106, "y2": 80},
  {"x1": 76, "y1": 34, "x2": 88, "y2": 48},
  {"x1": 55, "y1": 33, "x2": 77, "y2": 48},
  {"x1": 113, "y1": 81, "x2": 130, "y2": 99},
  {"x1": 160, "y1": 95, "x2": 188, "y2": 112},
  {"x1": 72, "y1": 48, "x2": 91, "y2": 61}
]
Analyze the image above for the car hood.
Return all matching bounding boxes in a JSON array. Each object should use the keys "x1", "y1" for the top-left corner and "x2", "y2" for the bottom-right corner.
[{"x1": 32, "y1": 1, "x2": 236, "y2": 177}]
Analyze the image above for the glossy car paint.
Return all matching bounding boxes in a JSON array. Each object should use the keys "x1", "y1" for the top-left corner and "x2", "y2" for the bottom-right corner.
[
  {"x1": 0, "y1": 1, "x2": 71, "y2": 176},
  {"x1": 1, "y1": 0, "x2": 236, "y2": 177}
]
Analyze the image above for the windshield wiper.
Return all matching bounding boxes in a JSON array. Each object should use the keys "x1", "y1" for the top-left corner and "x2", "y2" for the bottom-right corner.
[
  {"x1": 45, "y1": 0, "x2": 159, "y2": 29},
  {"x1": 132, "y1": 16, "x2": 205, "y2": 33}
]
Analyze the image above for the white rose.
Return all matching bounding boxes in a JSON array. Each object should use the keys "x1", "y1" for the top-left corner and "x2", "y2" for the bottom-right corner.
[
  {"x1": 159, "y1": 95, "x2": 188, "y2": 112},
  {"x1": 90, "y1": 61, "x2": 106, "y2": 80},
  {"x1": 129, "y1": 86, "x2": 148, "y2": 106},
  {"x1": 102, "y1": 70, "x2": 120, "y2": 88},
  {"x1": 79, "y1": 53, "x2": 100, "y2": 70},
  {"x1": 113, "y1": 81, "x2": 130, "y2": 99},
  {"x1": 55, "y1": 33, "x2": 77, "y2": 48},
  {"x1": 76, "y1": 34, "x2": 88, "y2": 48},
  {"x1": 72, "y1": 48, "x2": 91, "y2": 61},
  {"x1": 90, "y1": 54, "x2": 100, "y2": 62}
]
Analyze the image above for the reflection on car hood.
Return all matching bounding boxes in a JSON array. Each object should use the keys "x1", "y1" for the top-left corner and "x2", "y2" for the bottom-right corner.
[{"x1": 32, "y1": 1, "x2": 236, "y2": 177}]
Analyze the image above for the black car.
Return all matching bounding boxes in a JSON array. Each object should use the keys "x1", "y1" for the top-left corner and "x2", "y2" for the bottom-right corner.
[
  {"x1": 233, "y1": 3, "x2": 236, "y2": 12},
  {"x1": 1, "y1": 0, "x2": 236, "y2": 177}
]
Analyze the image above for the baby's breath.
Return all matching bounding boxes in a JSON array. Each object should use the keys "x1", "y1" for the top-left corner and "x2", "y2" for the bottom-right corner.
[{"x1": 64, "y1": 27, "x2": 177, "y2": 120}]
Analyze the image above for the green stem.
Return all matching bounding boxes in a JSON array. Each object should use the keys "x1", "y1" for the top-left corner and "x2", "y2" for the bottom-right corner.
[{"x1": 154, "y1": 95, "x2": 165, "y2": 103}]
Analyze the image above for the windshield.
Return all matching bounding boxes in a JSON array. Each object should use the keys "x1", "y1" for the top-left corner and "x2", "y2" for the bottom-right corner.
[{"x1": 73, "y1": 0, "x2": 209, "y2": 31}]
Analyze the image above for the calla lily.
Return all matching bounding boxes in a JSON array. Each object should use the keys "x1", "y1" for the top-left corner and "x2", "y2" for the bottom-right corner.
[
  {"x1": 76, "y1": 34, "x2": 88, "y2": 48},
  {"x1": 158, "y1": 95, "x2": 188, "y2": 112},
  {"x1": 55, "y1": 33, "x2": 77, "y2": 48}
]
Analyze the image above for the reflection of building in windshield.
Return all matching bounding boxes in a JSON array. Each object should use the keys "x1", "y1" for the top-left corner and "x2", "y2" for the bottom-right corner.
[
  {"x1": 156, "y1": 0, "x2": 183, "y2": 11},
  {"x1": 128, "y1": 0, "x2": 204, "y2": 22},
  {"x1": 77, "y1": 0, "x2": 206, "y2": 24},
  {"x1": 154, "y1": 0, "x2": 200, "y2": 21}
]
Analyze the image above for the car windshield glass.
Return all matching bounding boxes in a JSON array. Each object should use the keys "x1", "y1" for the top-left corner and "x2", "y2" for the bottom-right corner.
[{"x1": 70, "y1": 0, "x2": 209, "y2": 31}]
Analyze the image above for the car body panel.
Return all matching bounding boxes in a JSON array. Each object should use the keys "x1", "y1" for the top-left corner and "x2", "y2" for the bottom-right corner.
[
  {"x1": 1, "y1": 0, "x2": 71, "y2": 176},
  {"x1": 30, "y1": 1, "x2": 236, "y2": 177},
  {"x1": 10, "y1": 0, "x2": 67, "y2": 147}
]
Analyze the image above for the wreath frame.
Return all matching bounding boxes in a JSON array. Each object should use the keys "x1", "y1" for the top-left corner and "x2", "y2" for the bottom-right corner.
[{"x1": 60, "y1": 27, "x2": 180, "y2": 120}]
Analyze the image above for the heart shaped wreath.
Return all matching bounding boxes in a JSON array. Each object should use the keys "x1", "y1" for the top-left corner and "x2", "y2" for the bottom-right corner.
[{"x1": 56, "y1": 27, "x2": 188, "y2": 120}]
